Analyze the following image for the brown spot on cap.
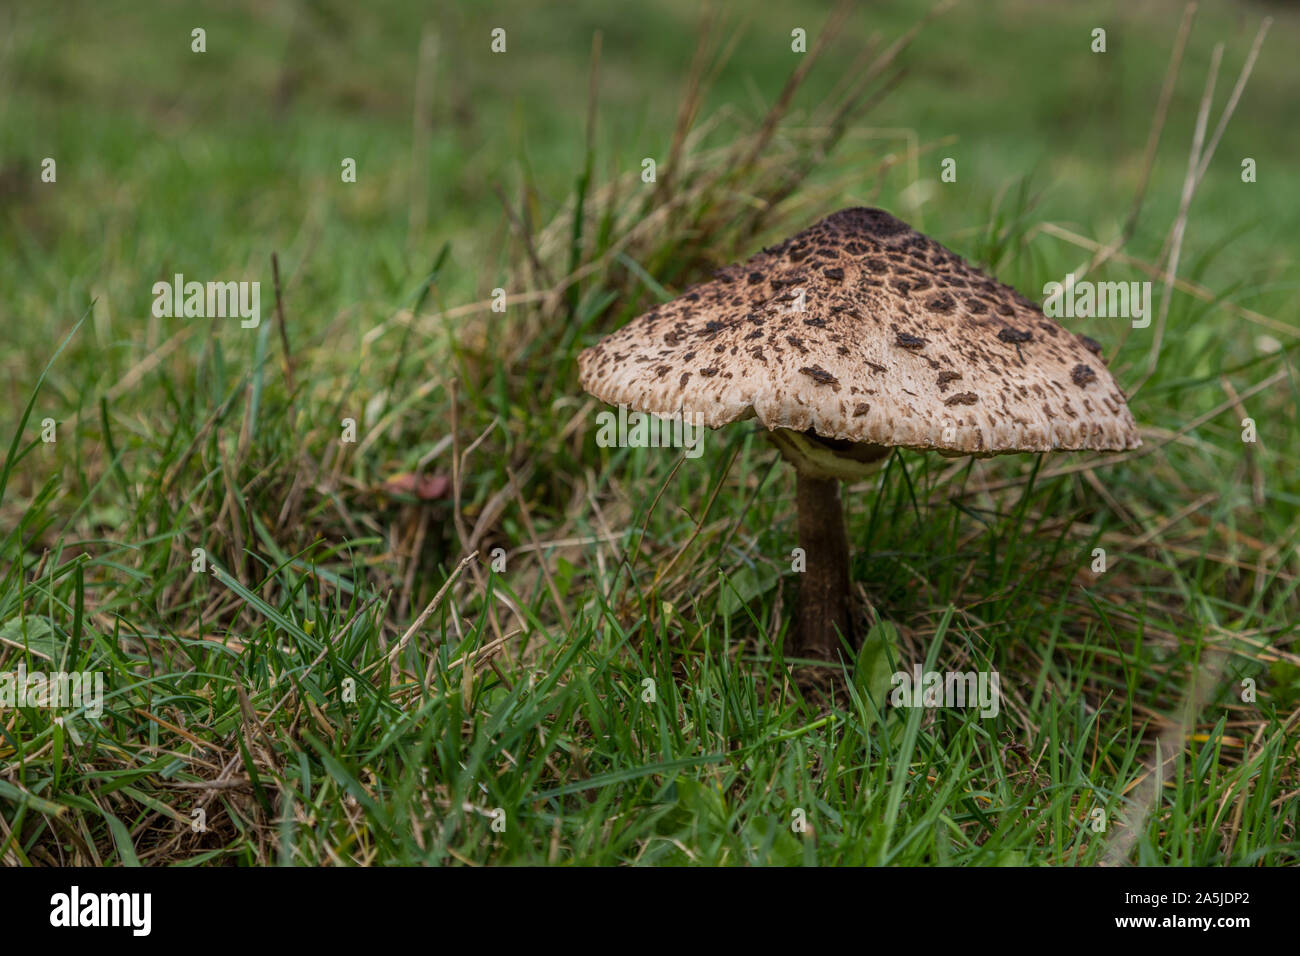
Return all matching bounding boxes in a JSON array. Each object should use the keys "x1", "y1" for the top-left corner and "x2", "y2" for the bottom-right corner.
[
  {"x1": 1071, "y1": 364, "x2": 1097, "y2": 387},
  {"x1": 926, "y1": 292, "x2": 956, "y2": 313},
  {"x1": 896, "y1": 332, "x2": 927, "y2": 350},
  {"x1": 944, "y1": 392, "x2": 978, "y2": 406},
  {"x1": 800, "y1": 365, "x2": 840, "y2": 388}
]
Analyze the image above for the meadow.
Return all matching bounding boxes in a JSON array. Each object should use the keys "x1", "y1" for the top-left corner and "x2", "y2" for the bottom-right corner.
[{"x1": 1, "y1": 0, "x2": 1297, "y2": 865}]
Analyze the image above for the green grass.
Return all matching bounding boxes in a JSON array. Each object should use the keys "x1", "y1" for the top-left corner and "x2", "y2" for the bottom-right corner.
[{"x1": 1, "y1": 0, "x2": 1298, "y2": 865}]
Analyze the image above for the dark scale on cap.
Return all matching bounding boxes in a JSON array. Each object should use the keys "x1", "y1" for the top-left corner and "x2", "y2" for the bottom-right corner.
[
  {"x1": 896, "y1": 332, "x2": 927, "y2": 350},
  {"x1": 936, "y1": 370, "x2": 962, "y2": 392},
  {"x1": 853, "y1": 402, "x2": 870, "y2": 416},
  {"x1": 925, "y1": 292, "x2": 957, "y2": 313},
  {"x1": 699, "y1": 367, "x2": 719, "y2": 377},
  {"x1": 1079, "y1": 335, "x2": 1103, "y2": 356},
  {"x1": 944, "y1": 392, "x2": 978, "y2": 406},
  {"x1": 825, "y1": 206, "x2": 911, "y2": 237},
  {"x1": 1071, "y1": 364, "x2": 1097, "y2": 387},
  {"x1": 800, "y1": 365, "x2": 840, "y2": 388},
  {"x1": 823, "y1": 266, "x2": 845, "y2": 282},
  {"x1": 997, "y1": 327, "x2": 1033, "y2": 344}
]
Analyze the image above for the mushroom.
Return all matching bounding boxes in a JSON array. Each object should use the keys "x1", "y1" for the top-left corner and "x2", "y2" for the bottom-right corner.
[{"x1": 579, "y1": 208, "x2": 1140, "y2": 661}]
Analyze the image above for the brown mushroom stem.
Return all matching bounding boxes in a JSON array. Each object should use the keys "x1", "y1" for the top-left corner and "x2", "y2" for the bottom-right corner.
[{"x1": 795, "y1": 472, "x2": 854, "y2": 660}]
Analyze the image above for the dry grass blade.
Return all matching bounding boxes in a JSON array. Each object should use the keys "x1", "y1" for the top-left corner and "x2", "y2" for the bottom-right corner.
[
  {"x1": 383, "y1": 550, "x2": 478, "y2": 669},
  {"x1": 1134, "y1": 41, "x2": 1222, "y2": 392},
  {"x1": 737, "y1": 0, "x2": 854, "y2": 173},
  {"x1": 1083, "y1": 1, "x2": 1197, "y2": 275}
]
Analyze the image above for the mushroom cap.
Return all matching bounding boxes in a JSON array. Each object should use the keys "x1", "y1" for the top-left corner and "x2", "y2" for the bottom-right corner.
[{"x1": 578, "y1": 207, "x2": 1140, "y2": 456}]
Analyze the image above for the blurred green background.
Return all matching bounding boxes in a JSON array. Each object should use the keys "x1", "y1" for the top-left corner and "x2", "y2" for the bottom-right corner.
[{"x1": 2, "y1": 0, "x2": 1296, "y2": 399}]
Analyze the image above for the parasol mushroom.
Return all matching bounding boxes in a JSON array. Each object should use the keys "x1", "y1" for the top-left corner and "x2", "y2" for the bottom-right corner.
[{"x1": 579, "y1": 207, "x2": 1140, "y2": 661}]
